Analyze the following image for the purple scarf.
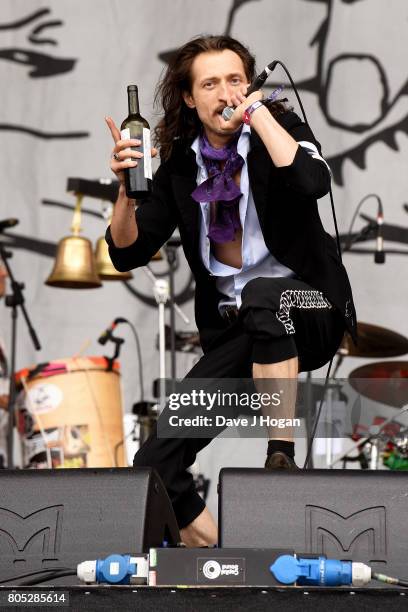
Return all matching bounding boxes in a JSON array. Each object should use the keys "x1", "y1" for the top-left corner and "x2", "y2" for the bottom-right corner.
[{"x1": 191, "y1": 130, "x2": 244, "y2": 243}]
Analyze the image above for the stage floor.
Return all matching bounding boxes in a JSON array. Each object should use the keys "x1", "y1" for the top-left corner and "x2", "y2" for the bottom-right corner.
[{"x1": 1, "y1": 586, "x2": 407, "y2": 611}]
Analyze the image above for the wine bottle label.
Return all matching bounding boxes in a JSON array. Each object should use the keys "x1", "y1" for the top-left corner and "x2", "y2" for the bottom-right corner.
[
  {"x1": 120, "y1": 126, "x2": 152, "y2": 180},
  {"x1": 142, "y1": 128, "x2": 152, "y2": 180},
  {"x1": 120, "y1": 128, "x2": 131, "y2": 161}
]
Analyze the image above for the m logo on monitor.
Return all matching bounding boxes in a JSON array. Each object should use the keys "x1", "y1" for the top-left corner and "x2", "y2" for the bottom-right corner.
[
  {"x1": 0, "y1": 506, "x2": 64, "y2": 560},
  {"x1": 305, "y1": 505, "x2": 386, "y2": 561}
]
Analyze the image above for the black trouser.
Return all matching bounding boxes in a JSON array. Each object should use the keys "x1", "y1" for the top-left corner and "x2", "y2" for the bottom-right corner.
[{"x1": 133, "y1": 277, "x2": 345, "y2": 528}]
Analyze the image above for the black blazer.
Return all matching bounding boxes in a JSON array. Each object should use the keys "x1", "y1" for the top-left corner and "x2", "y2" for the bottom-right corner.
[{"x1": 107, "y1": 111, "x2": 357, "y2": 352}]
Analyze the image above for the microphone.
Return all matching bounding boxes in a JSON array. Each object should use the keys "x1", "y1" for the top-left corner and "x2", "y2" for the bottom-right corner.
[
  {"x1": 374, "y1": 199, "x2": 385, "y2": 264},
  {"x1": 98, "y1": 322, "x2": 117, "y2": 345},
  {"x1": 0, "y1": 218, "x2": 19, "y2": 232},
  {"x1": 222, "y1": 61, "x2": 278, "y2": 121},
  {"x1": 97, "y1": 317, "x2": 128, "y2": 345}
]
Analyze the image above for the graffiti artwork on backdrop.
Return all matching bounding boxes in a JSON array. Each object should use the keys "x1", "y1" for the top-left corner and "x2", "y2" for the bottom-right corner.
[
  {"x1": 0, "y1": 7, "x2": 192, "y2": 308},
  {"x1": 158, "y1": 0, "x2": 408, "y2": 185},
  {"x1": 291, "y1": 0, "x2": 408, "y2": 185},
  {"x1": 0, "y1": 7, "x2": 89, "y2": 139}
]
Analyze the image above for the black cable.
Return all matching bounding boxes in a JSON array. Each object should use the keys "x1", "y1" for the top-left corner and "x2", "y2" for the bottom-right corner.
[
  {"x1": 329, "y1": 189, "x2": 343, "y2": 262},
  {"x1": 0, "y1": 568, "x2": 76, "y2": 586},
  {"x1": 107, "y1": 317, "x2": 145, "y2": 467},
  {"x1": 271, "y1": 60, "x2": 309, "y2": 126},
  {"x1": 19, "y1": 570, "x2": 77, "y2": 586},
  {"x1": 372, "y1": 571, "x2": 408, "y2": 588},
  {"x1": 272, "y1": 61, "x2": 345, "y2": 460},
  {"x1": 303, "y1": 358, "x2": 334, "y2": 469},
  {"x1": 272, "y1": 61, "x2": 345, "y2": 263},
  {"x1": 126, "y1": 320, "x2": 144, "y2": 402},
  {"x1": 115, "y1": 318, "x2": 144, "y2": 402}
]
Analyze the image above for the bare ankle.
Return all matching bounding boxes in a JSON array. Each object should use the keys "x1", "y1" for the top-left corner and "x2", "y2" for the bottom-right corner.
[{"x1": 179, "y1": 507, "x2": 218, "y2": 547}]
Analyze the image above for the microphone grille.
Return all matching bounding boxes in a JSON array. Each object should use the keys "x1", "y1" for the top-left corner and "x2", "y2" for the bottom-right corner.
[{"x1": 221, "y1": 107, "x2": 234, "y2": 122}]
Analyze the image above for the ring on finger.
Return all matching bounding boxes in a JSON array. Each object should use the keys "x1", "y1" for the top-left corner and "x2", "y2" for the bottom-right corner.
[{"x1": 112, "y1": 152, "x2": 120, "y2": 161}]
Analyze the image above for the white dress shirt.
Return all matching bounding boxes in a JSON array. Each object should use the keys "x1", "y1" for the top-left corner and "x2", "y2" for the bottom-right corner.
[{"x1": 192, "y1": 124, "x2": 297, "y2": 309}]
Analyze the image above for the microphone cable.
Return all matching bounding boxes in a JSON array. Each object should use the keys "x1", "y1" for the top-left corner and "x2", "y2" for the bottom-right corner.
[
  {"x1": 260, "y1": 60, "x2": 343, "y2": 468},
  {"x1": 0, "y1": 567, "x2": 77, "y2": 586}
]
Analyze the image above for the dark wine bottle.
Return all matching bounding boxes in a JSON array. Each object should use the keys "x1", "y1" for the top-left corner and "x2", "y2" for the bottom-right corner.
[{"x1": 120, "y1": 84, "x2": 152, "y2": 199}]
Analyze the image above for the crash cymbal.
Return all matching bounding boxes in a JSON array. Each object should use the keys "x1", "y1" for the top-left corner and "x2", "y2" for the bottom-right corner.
[
  {"x1": 341, "y1": 322, "x2": 408, "y2": 359},
  {"x1": 349, "y1": 361, "x2": 408, "y2": 408}
]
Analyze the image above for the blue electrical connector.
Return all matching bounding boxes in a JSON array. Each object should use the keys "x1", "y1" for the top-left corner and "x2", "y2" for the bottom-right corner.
[
  {"x1": 96, "y1": 554, "x2": 136, "y2": 585},
  {"x1": 270, "y1": 555, "x2": 371, "y2": 587},
  {"x1": 77, "y1": 554, "x2": 149, "y2": 585}
]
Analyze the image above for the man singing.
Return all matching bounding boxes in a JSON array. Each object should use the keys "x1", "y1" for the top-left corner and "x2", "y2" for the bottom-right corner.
[{"x1": 105, "y1": 35, "x2": 356, "y2": 546}]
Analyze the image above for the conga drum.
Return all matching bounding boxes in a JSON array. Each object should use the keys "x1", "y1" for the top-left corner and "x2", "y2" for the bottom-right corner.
[{"x1": 16, "y1": 357, "x2": 125, "y2": 468}]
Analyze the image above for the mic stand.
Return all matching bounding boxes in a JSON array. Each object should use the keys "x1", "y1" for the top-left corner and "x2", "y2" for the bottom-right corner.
[
  {"x1": 103, "y1": 332, "x2": 124, "y2": 372},
  {"x1": 341, "y1": 221, "x2": 377, "y2": 254},
  {"x1": 0, "y1": 243, "x2": 41, "y2": 469}
]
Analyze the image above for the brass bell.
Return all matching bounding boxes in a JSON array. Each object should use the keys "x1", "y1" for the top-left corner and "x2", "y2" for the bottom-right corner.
[
  {"x1": 46, "y1": 235, "x2": 102, "y2": 288},
  {"x1": 94, "y1": 236, "x2": 133, "y2": 281},
  {"x1": 45, "y1": 194, "x2": 102, "y2": 288}
]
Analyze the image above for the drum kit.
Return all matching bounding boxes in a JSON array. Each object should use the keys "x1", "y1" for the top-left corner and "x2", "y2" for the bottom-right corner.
[
  {"x1": 1, "y1": 183, "x2": 408, "y2": 474},
  {"x1": 4, "y1": 310, "x2": 408, "y2": 472},
  {"x1": 328, "y1": 322, "x2": 408, "y2": 470}
]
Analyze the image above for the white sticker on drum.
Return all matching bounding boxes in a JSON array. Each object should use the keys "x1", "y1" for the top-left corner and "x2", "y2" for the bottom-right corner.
[{"x1": 27, "y1": 384, "x2": 63, "y2": 414}]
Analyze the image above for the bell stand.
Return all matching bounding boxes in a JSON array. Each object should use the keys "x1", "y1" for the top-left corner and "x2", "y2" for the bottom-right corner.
[
  {"x1": 142, "y1": 259, "x2": 209, "y2": 495},
  {"x1": 0, "y1": 241, "x2": 41, "y2": 469},
  {"x1": 142, "y1": 264, "x2": 189, "y2": 413},
  {"x1": 163, "y1": 238, "x2": 181, "y2": 381}
]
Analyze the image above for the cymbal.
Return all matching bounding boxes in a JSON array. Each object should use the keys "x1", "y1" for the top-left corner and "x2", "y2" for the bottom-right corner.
[
  {"x1": 349, "y1": 361, "x2": 408, "y2": 408},
  {"x1": 341, "y1": 322, "x2": 408, "y2": 358}
]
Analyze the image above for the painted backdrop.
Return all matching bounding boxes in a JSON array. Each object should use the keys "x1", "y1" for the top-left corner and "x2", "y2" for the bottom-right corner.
[{"x1": 1, "y1": 1, "x2": 407, "y2": 480}]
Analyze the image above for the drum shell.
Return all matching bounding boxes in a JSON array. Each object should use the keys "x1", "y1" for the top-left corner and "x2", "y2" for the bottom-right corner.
[{"x1": 16, "y1": 357, "x2": 125, "y2": 468}]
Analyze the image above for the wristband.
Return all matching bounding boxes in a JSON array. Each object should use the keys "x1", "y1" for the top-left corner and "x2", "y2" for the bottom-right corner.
[{"x1": 242, "y1": 99, "x2": 264, "y2": 125}]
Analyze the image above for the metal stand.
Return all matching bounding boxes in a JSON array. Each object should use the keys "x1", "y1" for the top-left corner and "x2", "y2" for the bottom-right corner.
[
  {"x1": 329, "y1": 404, "x2": 408, "y2": 468},
  {"x1": 163, "y1": 241, "x2": 180, "y2": 380},
  {"x1": 303, "y1": 371, "x2": 314, "y2": 469},
  {"x1": 154, "y1": 278, "x2": 169, "y2": 413},
  {"x1": 142, "y1": 266, "x2": 189, "y2": 413},
  {"x1": 369, "y1": 432, "x2": 380, "y2": 470},
  {"x1": 0, "y1": 244, "x2": 41, "y2": 468},
  {"x1": 323, "y1": 379, "x2": 344, "y2": 468}
]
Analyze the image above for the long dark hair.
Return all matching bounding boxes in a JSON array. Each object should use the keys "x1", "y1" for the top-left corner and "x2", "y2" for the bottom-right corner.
[{"x1": 154, "y1": 35, "x2": 286, "y2": 161}]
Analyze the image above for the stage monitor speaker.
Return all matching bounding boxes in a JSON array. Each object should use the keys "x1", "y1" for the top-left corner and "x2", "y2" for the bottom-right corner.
[
  {"x1": 219, "y1": 469, "x2": 408, "y2": 585},
  {"x1": 0, "y1": 467, "x2": 180, "y2": 585}
]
